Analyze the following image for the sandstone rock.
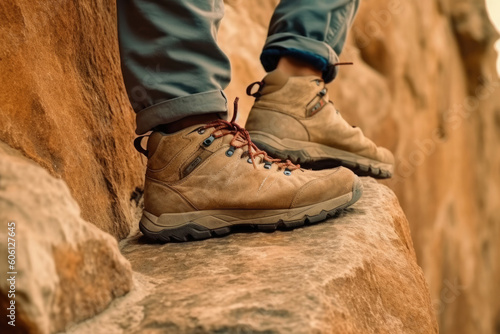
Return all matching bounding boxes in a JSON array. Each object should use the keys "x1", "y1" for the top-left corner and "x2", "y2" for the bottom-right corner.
[
  {"x1": 0, "y1": 142, "x2": 133, "y2": 334},
  {"x1": 0, "y1": 0, "x2": 144, "y2": 239},
  {"x1": 67, "y1": 179, "x2": 437, "y2": 334}
]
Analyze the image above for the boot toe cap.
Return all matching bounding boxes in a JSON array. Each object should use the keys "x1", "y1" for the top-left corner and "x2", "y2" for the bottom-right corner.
[
  {"x1": 377, "y1": 147, "x2": 395, "y2": 165},
  {"x1": 290, "y1": 167, "x2": 358, "y2": 208}
]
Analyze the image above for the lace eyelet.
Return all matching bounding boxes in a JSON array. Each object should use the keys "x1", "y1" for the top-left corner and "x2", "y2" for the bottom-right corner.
[
  {"x1": 284, "y1": 169, "x2": 292, "y2": 176},
  {"x1": 225, "y1": 146, "x2": 235, "y2": 157},
  {"x1": 203, "y1": 135, "x2": 215, "y2": 146},
  {"x1": 264, "y1": 162, "x2": 272, "y2": 169},
  {"x1": 247, "y1": 158, "x2": 253, "y2": 164},
  {"x1": 198, "y1": 128, "x2": 206, "y2": 134}
]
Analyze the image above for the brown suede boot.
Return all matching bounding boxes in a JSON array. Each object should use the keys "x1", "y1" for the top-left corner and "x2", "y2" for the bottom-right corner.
[
  {"x1": 245, "y1": 70, "x2": 394, "y2": 178},
  {"x1": 137, "y1": 116, "x2": 362, "y2": 242}
]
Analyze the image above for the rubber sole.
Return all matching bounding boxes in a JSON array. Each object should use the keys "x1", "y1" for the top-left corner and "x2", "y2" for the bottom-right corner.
[
  {"x1": 139, "y1": 177, "x2": 363, "y2": 243},
  {"x1": 248, "y1": 131, "x2": 393, "y2": 179}
]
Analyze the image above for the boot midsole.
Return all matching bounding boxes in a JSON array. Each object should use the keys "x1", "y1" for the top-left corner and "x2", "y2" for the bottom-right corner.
[
  {"x1": 140, "y1": 192, "x2": 353, "y2": 232},
  {"x1": 249, "y1": 131, "x2": 394, "y2": 173}
]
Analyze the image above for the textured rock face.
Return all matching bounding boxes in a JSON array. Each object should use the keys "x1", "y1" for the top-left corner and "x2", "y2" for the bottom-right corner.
[
  {"x1": 0, "y1": 142, "x2": 133, "y2": 334},
  {"x1": 0, "y1": 0, "x2": 144, "y2": 239},
  {"x1": 68, "y1": 179, "x2": 437, "y2": 334},
  {"x1": 220, "y1": 1, "x2": 500, "y2": 333}
]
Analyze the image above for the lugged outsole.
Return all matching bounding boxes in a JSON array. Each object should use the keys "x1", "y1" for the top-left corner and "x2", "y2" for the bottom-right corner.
[{"x1": 139, "y1": 179, "x2": 363, "y2": 243}]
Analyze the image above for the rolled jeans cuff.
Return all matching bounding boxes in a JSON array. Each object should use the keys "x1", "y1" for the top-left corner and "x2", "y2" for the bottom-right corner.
[
  {"x1": 260, "y1": 33, "x2": 341, "y2": 83},
  {"x1": 135, "y1": 90, "x2": 228, "y2": 135}
]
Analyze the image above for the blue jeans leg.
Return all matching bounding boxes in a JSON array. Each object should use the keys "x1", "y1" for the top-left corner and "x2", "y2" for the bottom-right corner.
[
  {"x1": 117, "y1": 0, "x2": 230, "y2": 134},
  {"x1": 261, "y1": 0, "x2": 360, "y2": 83}
]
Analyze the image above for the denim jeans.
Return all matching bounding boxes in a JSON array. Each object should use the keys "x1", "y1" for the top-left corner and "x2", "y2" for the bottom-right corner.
[{"x1": 117, "y1": 0, "x2": 360, "y2": 134}]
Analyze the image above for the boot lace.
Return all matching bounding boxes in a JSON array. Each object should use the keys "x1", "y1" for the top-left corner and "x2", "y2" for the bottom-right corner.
[{"x1": 202, "y1": 98, "x2": 300, "y2": 171}]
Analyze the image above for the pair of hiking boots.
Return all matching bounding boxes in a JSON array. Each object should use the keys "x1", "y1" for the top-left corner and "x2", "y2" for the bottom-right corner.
[{"x1": 137, "y1": 70, "x2": 394, "y2": 242}]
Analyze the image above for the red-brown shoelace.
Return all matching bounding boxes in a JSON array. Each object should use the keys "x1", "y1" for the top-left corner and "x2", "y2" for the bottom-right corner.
[{"x1": 203, "y1": 98, "x2": 300, "y2": 171}]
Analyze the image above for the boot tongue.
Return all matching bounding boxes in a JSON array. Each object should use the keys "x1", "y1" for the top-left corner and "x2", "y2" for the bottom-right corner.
[{"x1": 259, "y1": 69, "x2": 290, "y2": 95}]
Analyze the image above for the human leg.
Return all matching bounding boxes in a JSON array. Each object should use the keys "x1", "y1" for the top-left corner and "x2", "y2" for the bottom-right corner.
[
  {"x1": 117, "y1": 0, "x2": 230, "y2": 135},
  {"x1": 261, "y1": 0, "x2": 360, "y2": 83},
  {"x1": 246, "y1": 0, "x2": 395, "y2": 178},
  {"x1": 116, "y1": 0, "x2": 363, "y2": 242}
]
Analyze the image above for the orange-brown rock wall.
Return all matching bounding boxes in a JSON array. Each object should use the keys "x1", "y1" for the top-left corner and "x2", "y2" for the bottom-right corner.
[{"x1": 0, "y1": 0, "x2": 144, "y2": 239}]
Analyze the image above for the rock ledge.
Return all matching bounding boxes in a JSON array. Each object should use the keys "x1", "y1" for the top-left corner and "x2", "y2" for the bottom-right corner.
[{"x1": 69, "y1": 178, "x2": 438, "y2": 334}]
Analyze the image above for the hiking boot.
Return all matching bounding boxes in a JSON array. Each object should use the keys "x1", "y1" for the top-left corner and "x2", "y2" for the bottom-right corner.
[
  {"x1": 245, "y1": 70, "x2": 394, "y2": 178},
  {"x1": 136, "y1": 109, "x2": 363, "y2": 242}
]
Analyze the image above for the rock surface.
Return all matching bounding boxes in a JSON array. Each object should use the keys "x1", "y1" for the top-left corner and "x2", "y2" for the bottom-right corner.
[
  {"x1": 67, "y1": 179, "x2": 437, "y2": 334},
  {"x1": 0, "y1": 142, "x2": 133, "y2": 334},
  {"x1": 0, "y1": 0, "x2": 144, "y2": 239}
]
